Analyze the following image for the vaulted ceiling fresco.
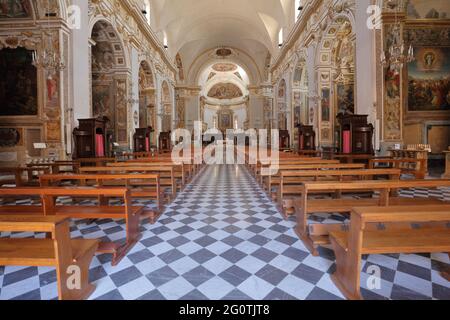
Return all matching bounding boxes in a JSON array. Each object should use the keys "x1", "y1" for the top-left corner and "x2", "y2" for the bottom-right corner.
[{"x1": 207, "y1": 83, "x2": 244, "y2": 100}]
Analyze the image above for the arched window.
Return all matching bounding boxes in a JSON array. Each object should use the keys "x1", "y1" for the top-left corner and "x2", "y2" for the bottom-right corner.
[
  {"x1": 143, "y1": 0, "x2": 151, "y2": 24},
  {"x1": 163, "y1": 34, "x2": 168, "y2": 49},
  {"x1": 295, "y1": 0, "x2": 302, "y2": 22},
  {"x1": 278, "y1": 28, "x2": 283, "y2": 48}
]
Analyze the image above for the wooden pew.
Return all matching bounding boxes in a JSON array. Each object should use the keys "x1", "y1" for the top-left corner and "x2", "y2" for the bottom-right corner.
[
  {"x1": 329, "y1": 205, "x2": 450, "y2": 300},
  {"x1": 39, "y1": 173, "x2": 164, "y2": 223},
  {"x1": 0, "y1": 215, "x2": 99, "y2": 300},
  {"x1": 27, "y1": 161, "x2": 81, "y2": 174},
  {"x1": 0, "y1": 167, "x2": 51, "y2": 187},
  {"x1": 0, "y1": 187, "x2": 144, "y2": 266},
  {"x1": 368, "y1": 158, "x2": 427, "y2": 179},
  {"x1": 298, "y1": 150, "x2": 323, "y2": 157},
  {"x1": 109, "y1": 161, "x2": 191, "y2": 187},
  {"x1": 79, "y1": 166, "x2": 177, "y2": 199},
  {"x1": 76, "y1": 158, "x2": 117, "y2": 167},
  {"x1": 254, "y1": 159, "x2": 340, "y2": 180},
  {"x1": 278, "y1": 168, "x2": 401, "y2": 217},
  {"x1": 262, "y1": 163, "x2": 366, "y2": 194},
  {"x1": 294, "y1": 179, "x2": 450, "y2": 256}
]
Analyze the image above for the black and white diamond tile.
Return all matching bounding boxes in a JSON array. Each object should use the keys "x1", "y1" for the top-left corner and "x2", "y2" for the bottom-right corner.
[{"x1": 0, "y1": 165, "x2": 449, "y2": 300}]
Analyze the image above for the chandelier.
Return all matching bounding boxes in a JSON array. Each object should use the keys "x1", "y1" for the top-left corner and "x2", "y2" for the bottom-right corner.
[
  {"x1": 32, "y1": 1, "x2": 65, "y2": 71},
  {"x1": 380, "y1": 0, "x2": 414, "y2": 72},
  {"x1": 32, "y1": 44, "x2": 66, "y2": 71}
]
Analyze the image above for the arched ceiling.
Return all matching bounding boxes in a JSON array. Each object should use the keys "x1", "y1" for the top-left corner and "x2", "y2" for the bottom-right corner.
[{"x1": 151, "y1": 0, "x2": 294, "y2": 85}]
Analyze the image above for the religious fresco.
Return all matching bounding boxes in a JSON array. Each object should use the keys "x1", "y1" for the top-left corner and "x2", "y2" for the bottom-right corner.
[
  {"x1": 385, "y1": 63, "x2": 402, "y2": 137},
  {"x1": 92, "y1": 84, "x2": 113, "y2": 121},
  {"x1": 216, "y1": 48, "x2": 232, "y2": 57},
  {"x1": 336, "y1": 84, "x2": 354, "y2": 116},
  {"x1": 220, "y1": 113, "x2": 231, "y2": 129},
  {"x1": 92, "y1": 41, "x2": 115, "y2": 71},
  {"x1": 0, "y1": 0, "x2": 32, "y2": 18},
  {"x1": 91, "y1": 21, "x2": 124, "y2": 73},
  {"x1": 407, "y1": 0, "x2": 450, "y2": 19},
  {"x1": 408, "y1": 47, "x2": 450, "y2": 111},
  {"x1": 321, "y1": 88, "x2": 331, "y2": 122},
  {"x1": 0, "y1": 48, "x2": 37, "y2": 116},
  {"x1": 293, "y1": 92, "x2": 301, "y2": 126},
  {"x1": 207, "y1": 83, "x2": 243, "y2": 100}
]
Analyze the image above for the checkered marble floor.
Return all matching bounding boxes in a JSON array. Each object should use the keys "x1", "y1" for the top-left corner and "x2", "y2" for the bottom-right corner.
[{"x1": 0, "y1": 165, "x2": 449, "y2": 300}]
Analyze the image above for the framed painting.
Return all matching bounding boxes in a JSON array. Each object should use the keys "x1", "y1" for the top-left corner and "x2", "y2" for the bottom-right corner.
[
  {"x1": 0, "y1": 48, "x2": 38, "y2": 116},
  {"x1": 0, "y1": 0, "x2": 33, "y2": 19},
  {"x1": 321, "y1": 88, "x2": 331, "y2": 122},
  {"x1": 220, "y1": 113, "x2": 231, "y2": 128},
  {"x1": 408, "y1": 47, "x2": 450, "y2": 112},
  {"x1": 336, "y1": 84, "x2": 354, "y2": 116}
]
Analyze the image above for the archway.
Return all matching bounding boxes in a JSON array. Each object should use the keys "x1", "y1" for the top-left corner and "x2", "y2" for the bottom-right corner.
[
  {"x1": 90, "y1": 20, "x2": 128, "y2": 144},
  {"x1": 138, "y1": 61, "x2": 156, "y2": 141},
  {"x1": 198, "y1": 62, "x2": 250, "y2": 133}
]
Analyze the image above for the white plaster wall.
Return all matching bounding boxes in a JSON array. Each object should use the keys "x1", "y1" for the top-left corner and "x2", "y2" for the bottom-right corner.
[
  {"x1": 234, "y1": 108, "x2": 247, "y2": 128},
  {"x1": 355, "y1": 0, "x2": 376, "y2": 118},
  {"x1": 306, "y1": 43, "x2": 319, "y2": 146},
  {"x1": 131, "y1": 47, "x2": 140, "y2": 133},
  {"x1": 204, "y1": 108, "x2": 217, "y2": 129},
  {"x1": 185, "y1": 96, "x2": 199, "y2": 131},
  {"x1": 71, "y1": 0, "x2": 91, "y2": 124},
  {"x1": 249, "y1": 95, "x2": 264, "y2": 129}
]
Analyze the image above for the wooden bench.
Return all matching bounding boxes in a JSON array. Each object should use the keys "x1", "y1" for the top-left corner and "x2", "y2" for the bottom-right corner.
[
  {"x1": 39, "y1": 173, "x2": 164, "y2": 223},
  {"x1": 79, "y1": 166, "x2": 178, "y2": 200},
  {"x1": 262, "y1": 163, "x2": 366, "y2": 194},
  {"x1": 109, "y1": 161, "x2": 191, "y2": 188},
  {"x1": 369, "y1": 158, "x2": 427, "y2": 179},
  {"x1": 76, "y1": 158, "x2": 117, "y2": 167},
  {"x1": 278, "y1": 168, "x2": 401, "y2": 217},
  {"x1": 330, "y1": 205, "x2": 450, "y2": 300},
  {"x1": 0, "y1": 187, "x2": 144, "y2": 266},
  {"x1": 0, "y1": 215, "x2": 98, "y2": 300},
  {"x1": 332, "y1": 154, "x2": 376, "y2": 164},
  {"x1": 0, "y1": 167, "x2": 51, "y2": 187},
  {"x1": 27, "y1": 161, "x2": 81, "y2": 174},
  {"x1": 251, "y1": 157, "x2": 339, "y2": 177},
  {"x1": 294, "y1": 179, "x2": 450, "y2": 256}
]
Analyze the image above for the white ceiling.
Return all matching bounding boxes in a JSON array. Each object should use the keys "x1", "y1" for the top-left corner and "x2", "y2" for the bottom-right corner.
[{"x1": 150, "y1": 0, "x2": 295, "y2": 84}]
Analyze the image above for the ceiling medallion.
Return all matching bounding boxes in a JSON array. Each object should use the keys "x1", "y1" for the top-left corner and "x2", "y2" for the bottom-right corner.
[
  {"x1": 216, "y1": 47, "x2": 232, "y2": 57},
  {"x1": 212, "y1": 63, "x2": 237, "y2": 72}
]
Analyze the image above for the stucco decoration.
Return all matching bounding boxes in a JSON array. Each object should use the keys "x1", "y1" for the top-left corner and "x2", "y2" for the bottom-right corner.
[{"x1": 212, "y1": 63, "x2": 238, "y2": 73}]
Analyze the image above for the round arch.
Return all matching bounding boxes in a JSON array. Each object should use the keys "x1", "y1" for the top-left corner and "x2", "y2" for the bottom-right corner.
[
  {"x1": 90, "y1": 19, "x2": 129, "y2": 145},
  {"x1": 88, "y1": 16, "x2": 131, "y2": 69},
  {"x1": 188, "y1": 47, "x2": 263, "y2": 85}
]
